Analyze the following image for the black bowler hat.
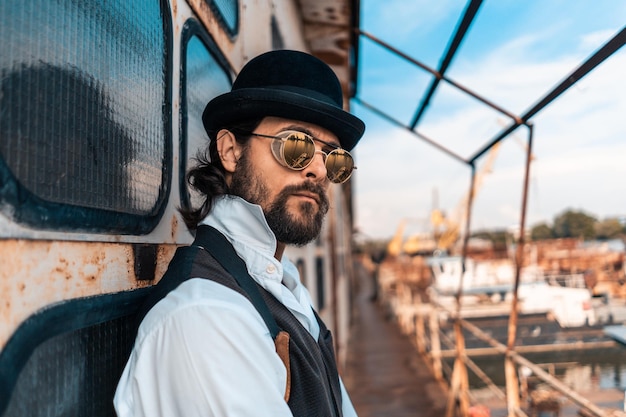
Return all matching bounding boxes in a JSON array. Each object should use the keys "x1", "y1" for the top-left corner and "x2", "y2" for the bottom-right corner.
[{"x1": 202, "y1": 50, "x2": 365, "y2": 151}]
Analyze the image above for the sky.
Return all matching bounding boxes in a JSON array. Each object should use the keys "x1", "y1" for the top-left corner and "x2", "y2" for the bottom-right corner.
[{"x1": 350, "y1": 0, "x2": 626, "y2": 241}]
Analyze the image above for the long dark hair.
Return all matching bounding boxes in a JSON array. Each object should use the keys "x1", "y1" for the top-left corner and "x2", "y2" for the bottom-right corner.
[{"x1": 179, "y1": 118, "x2": 263, "y2": 229}]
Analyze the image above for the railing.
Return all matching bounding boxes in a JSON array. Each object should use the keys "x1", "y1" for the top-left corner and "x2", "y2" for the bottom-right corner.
[{"x1": 376, "y1": 260, "x2": 623, "y2": 417}]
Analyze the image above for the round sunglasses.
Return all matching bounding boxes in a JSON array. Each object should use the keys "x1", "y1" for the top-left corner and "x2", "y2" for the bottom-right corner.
[{"x1": 242, "y1": 130, "x2": 356, "y2": 184}]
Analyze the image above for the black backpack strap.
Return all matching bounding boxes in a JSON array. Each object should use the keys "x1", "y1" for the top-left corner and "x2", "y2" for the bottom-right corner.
[{"x1": 193, "y1": 225, "x2": 282, "y2": 340}]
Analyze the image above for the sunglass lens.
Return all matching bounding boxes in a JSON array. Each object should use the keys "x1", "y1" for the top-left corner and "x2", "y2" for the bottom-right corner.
[
  {"x1": 325, "y1": 150, "x2": 354, "y2": 183},
  {"x1": 282, "y1": 134, "x2": 316, "y2": 169}
]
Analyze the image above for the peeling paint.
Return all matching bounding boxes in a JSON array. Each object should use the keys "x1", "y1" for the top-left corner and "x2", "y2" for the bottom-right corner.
[
  {"x1": 0, "y1": 0, "x2": 358, "y2": 388},
  {"x1": 171, "y1": 215, "x2": 179, "y2": 241},
  {"x1": 186, "y1": 0, "x2": 239, "y2": 59},
  {"x1": 0, "y1": 239, "x2": 178, "y2": 349}
]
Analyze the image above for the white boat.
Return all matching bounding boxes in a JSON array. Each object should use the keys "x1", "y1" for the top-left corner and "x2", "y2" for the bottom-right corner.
[
  {"x1": 427, "y1": 256, "x2": 596, "y2": 327},
  {"x1": 427, "y1": 256, "x2": 543, "y2": 295}
]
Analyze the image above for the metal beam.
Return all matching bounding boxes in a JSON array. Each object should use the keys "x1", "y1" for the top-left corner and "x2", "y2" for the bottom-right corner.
[
  {"x1": 469, "y1": 26, "x2": 626, "y2": 163},
  {"x1": 353, "y1": 97, "x2": 468, "y2": 164},
  {"x1": 410, "y1": 0, "x2": 484, "y2": 129}
]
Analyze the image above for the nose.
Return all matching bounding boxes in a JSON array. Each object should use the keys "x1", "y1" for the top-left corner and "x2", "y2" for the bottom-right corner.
[{"x1": 303, "y1": 150, "x2": 328, "y2": 182}]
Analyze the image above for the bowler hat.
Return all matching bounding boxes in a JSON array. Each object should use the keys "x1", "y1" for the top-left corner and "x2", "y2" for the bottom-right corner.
[{"x1": 202, "y1": 50, "x2": 365, "y2": 151}]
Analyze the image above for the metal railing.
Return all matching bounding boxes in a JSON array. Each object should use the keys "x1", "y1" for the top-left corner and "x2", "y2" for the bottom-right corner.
[{"x1": 377, "y1": 265, "x2": 622, "y2": 417}]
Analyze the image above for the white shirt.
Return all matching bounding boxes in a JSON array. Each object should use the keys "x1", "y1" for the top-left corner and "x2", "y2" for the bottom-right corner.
[{"x1": 114, "y1": 196, "x2": 357, "y2": 417}]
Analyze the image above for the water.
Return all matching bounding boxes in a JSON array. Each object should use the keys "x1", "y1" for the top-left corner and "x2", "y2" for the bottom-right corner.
[{"x1": 460, "y1": 346, "x2": 626, "y2": 392}]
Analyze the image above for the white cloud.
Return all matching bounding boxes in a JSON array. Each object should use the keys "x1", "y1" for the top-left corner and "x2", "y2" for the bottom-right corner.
[
  {"x1": 363, "y1": 0, "x2": 463, "y2": 40},
  {"x1": 353, "y1": 3, "x2": 625, "y2": 240},
  {"x1": 579, "y1": 29, "x2": 623, "y2": 51}
]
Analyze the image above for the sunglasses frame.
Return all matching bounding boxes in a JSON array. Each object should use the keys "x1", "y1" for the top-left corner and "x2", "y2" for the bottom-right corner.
[{"x1": 241, "y1": 130, "x2": 356, "y2": 184}]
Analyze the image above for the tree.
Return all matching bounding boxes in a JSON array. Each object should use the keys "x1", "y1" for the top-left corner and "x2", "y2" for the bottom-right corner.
[
  {"x1": 595, "y1": 218, "x2": 624, "y2": 240},
  {"x1": 472, "y1": 229, "x2": 511, "y2": 245},
  {"x1": 471, "y1": 229, "x2": 513, "y2": 254},
  {"x1": 552, "y1": 209, "x2": 597, "y2": 240},
  {"x1": 530, "y1": 222, "x2": 553, "y2": 241}
]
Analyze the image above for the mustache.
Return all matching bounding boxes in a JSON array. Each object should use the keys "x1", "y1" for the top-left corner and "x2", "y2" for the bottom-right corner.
[{"x1": 281, "y1": 182, "x2": 329, "y2": 210}]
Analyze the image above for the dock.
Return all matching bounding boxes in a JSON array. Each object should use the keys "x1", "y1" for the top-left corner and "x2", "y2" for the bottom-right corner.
[
  {"x1": 342, "y1": 261, "x2": 448, "y2": 417},
  {"x1": 343, "y1": 259, "x2": 626, "y2": 417}
]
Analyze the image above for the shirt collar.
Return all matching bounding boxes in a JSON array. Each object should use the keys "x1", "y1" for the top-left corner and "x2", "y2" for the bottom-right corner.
[
  {"x1": 199, "y1": 196, "x2": 286, "y2": 291},
  {"x1": 200, "y1": 195, "x2": 277, "y2": 257},
  {"x1": 198, "y1": 195, "x2": 319, "y2": 338}
]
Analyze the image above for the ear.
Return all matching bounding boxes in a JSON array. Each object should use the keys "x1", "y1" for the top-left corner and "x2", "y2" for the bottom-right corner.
[{"x1": 216, "y1": 129, "x2": 241, "y2": 174}]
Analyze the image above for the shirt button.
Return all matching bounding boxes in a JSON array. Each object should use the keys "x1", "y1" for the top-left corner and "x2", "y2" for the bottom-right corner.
[{"x1": 266, "y1": 264, "x2": 277, "y2": 274}]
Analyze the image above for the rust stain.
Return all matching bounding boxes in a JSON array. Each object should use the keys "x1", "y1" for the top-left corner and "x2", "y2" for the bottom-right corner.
[
  {"x1": 174, "y1": 2, "x2": 180, "y2": 34},
  {"x1": 155, "y1": 245, "x2": 178, "y2": 283},
  {"x1": 0, "y1": 239, "x2": 177, "y2": 349},
  {"x1": 171, "y1": 215, "x2": 179, "y2": 241},
  {"x1": 186, "y1": 0, "x2": 237, "y2": 58}
]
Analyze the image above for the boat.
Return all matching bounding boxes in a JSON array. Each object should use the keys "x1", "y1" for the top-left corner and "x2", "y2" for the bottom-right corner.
[{"x1": 427, "y1": 255, "x2": 597, "y2": 328}]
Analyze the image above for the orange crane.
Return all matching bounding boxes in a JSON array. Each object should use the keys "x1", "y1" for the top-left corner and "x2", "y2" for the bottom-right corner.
[
  {"x1": 431, "y1": 141, "x2": 502, "y2": 252},
  {"x1": 387, "y1": 217, "x2": 438, "y2": 257},
  {"x1": 386, "y1": 218, "x2": 407, "y2": 258},
  {"x1": 387, "y1": 139, "x2": 504, "y2": 257}
]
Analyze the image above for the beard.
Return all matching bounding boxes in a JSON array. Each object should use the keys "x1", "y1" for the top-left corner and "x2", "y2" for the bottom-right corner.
[{"x1": 229, "y1": 152, "x2": 330, "y2": 246}]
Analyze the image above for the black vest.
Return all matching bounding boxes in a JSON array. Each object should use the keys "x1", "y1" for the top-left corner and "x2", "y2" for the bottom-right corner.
[{"x1": 137, "y1": 226, "x2": 343, "y2": 417}]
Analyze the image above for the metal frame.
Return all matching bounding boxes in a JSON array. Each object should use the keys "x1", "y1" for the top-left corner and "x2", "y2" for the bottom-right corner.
[{"x1": 350, "y1": 2, "x2": 626, "y2": 414}]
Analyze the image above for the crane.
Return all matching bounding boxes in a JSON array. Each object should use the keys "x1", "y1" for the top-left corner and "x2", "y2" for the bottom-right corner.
[
  {"x1": 386, "y1": 218, "x2": 407, "y2": 258},
  {"x1": 387, "y1": 217, "x2": 436, "y2": 257},
  {"x1": 387, "y1": 138, "x2": 503, "y2": 257},
  {"x1": 432, "y1": 141, "x2": 502, "y2": 252}
]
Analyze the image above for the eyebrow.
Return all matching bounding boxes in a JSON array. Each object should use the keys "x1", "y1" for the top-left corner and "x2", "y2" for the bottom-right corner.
[{"x1": 282, "y1": 125, "x2": 341, "y2": 149}]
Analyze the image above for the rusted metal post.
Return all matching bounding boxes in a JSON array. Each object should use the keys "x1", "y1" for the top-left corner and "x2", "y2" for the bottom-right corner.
[
  {"x1": 505, "y1": 124, "x2": 534, "y2": 417},
  {"x1": 446, "y1": 319, "x2": 470, "y2": 417},
  {"x1": 444, "y1": 163, "x2": 478, "y2": 417},
  {"x1": 446, "y1": 357, "x2": 461, "y2": 417},
  {"x1": 505, "y1": 357, "x2": 520, "y2": 417},
  {"x1": 430, "y1": 308, "x2": 443, "y2": 380},
  {"x1": 455, "y1": 163, "x2": 479, "y2": 417},
  {"x1": 415, "y1": 307, "x2": 426, "y2": 354},
  {"x1": 456, "y1": 319, "x2": 470, "y2": 416}
]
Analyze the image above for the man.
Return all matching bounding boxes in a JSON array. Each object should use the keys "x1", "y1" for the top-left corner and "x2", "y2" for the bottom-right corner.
[{"x1": 114, "y1": 49, "x2": 365, "y2": 417}]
